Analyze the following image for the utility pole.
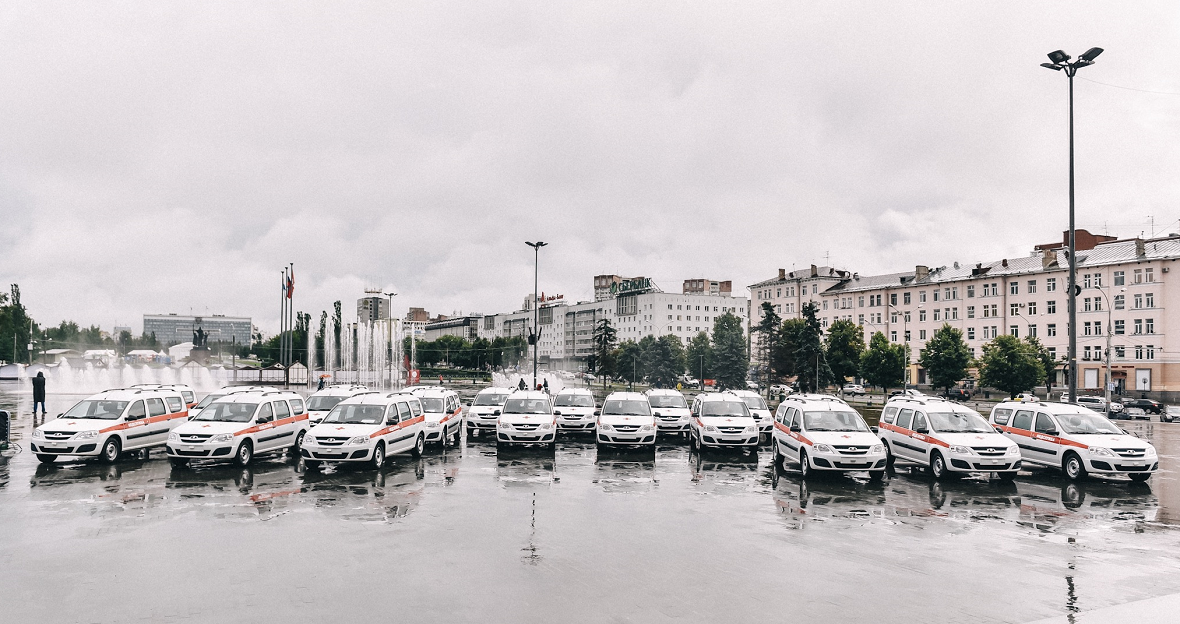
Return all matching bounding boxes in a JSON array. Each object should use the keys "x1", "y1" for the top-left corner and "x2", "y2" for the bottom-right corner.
[{"x1": 525, "y1": 241, "x2": 548, "y2": 390}]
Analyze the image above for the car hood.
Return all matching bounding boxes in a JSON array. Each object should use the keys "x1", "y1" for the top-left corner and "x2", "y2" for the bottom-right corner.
[
  {"x1": 307, "y1": 423, "x2": 384, "y2": 438},
  {"x1": 499, "y1": 413, "x2": 555, "y2": 425},
  {"x1": 39, "y1": 418, "x2": 119, "y2": 434},
  {"x1": 1065, "y1": 434, "x2": 1151, "y2": 450},
  {"x1": 806, "y1": 431, "x2": 882, "y2": 447},
  {"x1": 650, "y1": 407, "x2": 690, "y2": 418},
  {"x1": 308, "y1": 409, "x2": 331, "y2": 422},
  {"x1": 697, "y1": 415, "x2": 757, "y2": 427},
  {"x1": 468, "y1": 406, "x2": 502, "y2": 415},
  {"x1": 749, "y1": 409, "x2": 772, "y2": 421},
  {"x1": 553, "y1": 406, "x2": 595, "y2": 416},
  {"x1": 174, "y1": 420, "x2": 251, "y2": 436},
  {"x1": 599, "y1": 414, "x2": 655, "y2": 426},
  {"x1": 936, "y1": 431, "x2": 1014, "y2": 447}
]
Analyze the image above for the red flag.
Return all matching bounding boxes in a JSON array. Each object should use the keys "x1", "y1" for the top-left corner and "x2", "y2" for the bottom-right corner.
[{"x1": 286, "y1": 268, "x2": 294, "y2": 299}]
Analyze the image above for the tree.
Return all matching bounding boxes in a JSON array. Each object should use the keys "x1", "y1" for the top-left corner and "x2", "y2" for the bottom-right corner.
[
  {"x1": 316, "y1": 311, "x2": 328, "y2": 369},
  {"x1": 710, "y1": 312, "x2": 748, "y2": 390},
  {"x1": 860, "y1": 331, "x2": 905, "y2": 393},
  {"x1": 785, "y1": 303, "x2": 833, "y2": 393},
  {"x1": 686, "y1": 331, "x2": 712, "y2": 385},
  {"x1": 773, "y1": 318, "x2": 806, "y2": 380},
  {"x1": 591, "y1": 319, "x2": 618, "y2": 388},
  {"x1": 615, "y1": 340, "x2": 645, "y2": 387},
  {"x1": 1024, "y1": 335, "x2": 1057, "y2": 394},
  {"x1": 0, "y1": 284, "x2": 38, "y2": 364},
  {"x1": 753, "y1": 302, "x2": 782, "y2": 391},
  {"x1": 978, "y1": 334, "x2": 1045, "y2": 399},
  {"x1": 644, "y1": 334, "x2": 687, "y2": 388},
  {"x1": 825, "y1": 319, "x2": 865, "y2": 386},
  {"x1": 918, "y1": 324, "x2": 972, "y2": 395}
]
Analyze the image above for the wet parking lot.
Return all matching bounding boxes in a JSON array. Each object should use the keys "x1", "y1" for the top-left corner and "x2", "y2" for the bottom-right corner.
[{"x1": 3, "y1": 393, "x2": 1180, "y2": 623}]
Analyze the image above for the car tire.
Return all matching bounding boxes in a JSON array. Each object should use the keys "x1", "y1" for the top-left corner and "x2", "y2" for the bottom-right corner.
[
  {"x1": 235, "y1": 440, "x2": 254, "y2": 467},
  {"x1": 1129, "y1": 473, "x2": 1151, "y2": 483},
  {"x1": 411, "y1": 434, "x2": 424, "y2": 458},
  {"x1": 883, "y1": 442, "x2": 895, "y2": 471},
  {"x1": 371, "y1": 442, "x2": 385, "y2": 469},
  {"x1": 452, "y1": 425, "x2": 461, "y2": 445},
  {"x1": 930, "y1": 451, "x2": 949, "y2": 480},
  {"x1": 1063, "y1": 451, "x2": 1086, "y2": 481},
  {"x1": 291, "y1": 431, "x2": 306, "y2": 457},
  {"x1": 36, "y1": 454, "x2": 56, "y2": 465},
  {"x1": 772, "y1": 438, "x2": 784, "y2": 465},
  {"x1": 998, "y1": 471, "x2": 1017, "y2": 482},
  {"x1": 99, "y1": 437, "x2": 121, "y2": 464},
  {"x1": 170, "y1": 458, "x2": 189, "y2": 469},
  {"x1": 304, "y1": 459, "x2": 321, "y2": 470},
  {"x1": 799, "y1": 449, "x2": 811, "y2": 478},
  {"x1": 869, "y1": 470, "x2": 885, "y2": 481}
]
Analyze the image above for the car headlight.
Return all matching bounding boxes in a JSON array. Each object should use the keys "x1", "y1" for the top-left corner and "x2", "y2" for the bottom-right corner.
[
  {"x1": 209, "y1": 433, "x2": 234, "y2": 444},
  {"x1": 540, "y1": 423, "x2": 553, "y2": 430},
  {"x1": 704, "y1": 425, "x2": 718, "y2": 432},
  {"x1": 73, "y1": 430, "x2": 99, "y2": 440},
  {"x1": 743, "y1": 426, "x2": 756, "y2": 433},
  {"x1": 813, "y1": 444, "x2": 834, "y2": 453},
  {"x1": 1088, "y1": 446, "x2": 1115, "y2": 457},
  {"x1": 349, "y1": 436, "x2": 370, "y2": 445},
  {"x1": 499, "y1": 421, "x2": 512, "y2": 430},
  {"x1": 1144, "y1": 446, "x2": 1157, "y2": 457},
  {"x1": 167, "y1": 432, "x2": 180, "y2": 442},
  {"x1": 870, "y1": 444, "x2": 884, "y2": 454},
  {"x1": 32, "y1": 429, "x2": 45, "y2": 439},
  {"x1": 425, "y1": 421, "x2": 441, "y2": 428},
  {"x1": 1007, "y1": 446, "x2": 1020, "y2": 456},
  {"x1": 640, "y1": 424, "x2": 654, "y2": 432},
  {"x1": 949, "y1": 445, "x2": 972, "y2": 455},
  {"x1": 599, "y1": 423, "x2": 613, "y2": 431}
]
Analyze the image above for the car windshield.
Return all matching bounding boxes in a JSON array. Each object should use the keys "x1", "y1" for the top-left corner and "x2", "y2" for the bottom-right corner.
[
  {"x1": 803, "y1": 410, "x2": 869, "y2": 432},
  {"x1": 63, "y1": 400, "x2": 129, "y2": 420},
  {"x1": 503, "y1": 398, "x2": 551, "y2": 414},
  {"x1": 648, "y1": 395, "x2": 687, "y2": 409},
  {"x1": 420, "y1": 398, "x2": 446, "y2": 413},
  {"x1": 700, "y1": 401, "x2": 750, "y2": 417},
  {"x1": 554, "y1": 394, "x2": 595, "y2": 407},
  {"x1": 474, "y1": 393, "x2": 510, "y2": 406},
  {"x1": 602, "y1": 400, "x2": 651, "y2": 416},
  {"x1": 194, "y1": 394, "x2": 225, "y2": 409},
  {"x1": 193, "y1": 402, "x2": 258, "y2": 423},
  {"x1": 1056, "y1": 412, "x2": 1122, "y2": 435},
  {"x1": 307, "y1": 396, "x2": 345, "y2": 411},
  {"x1": 741, "y1": 397, "x2": 768, "y2": 411},
  {"x1": 927, "y1": 411, "x2": 993, "y2": 433},
  {"x1": 323, "y1": 404, "x2": 386, "y2": 425}
]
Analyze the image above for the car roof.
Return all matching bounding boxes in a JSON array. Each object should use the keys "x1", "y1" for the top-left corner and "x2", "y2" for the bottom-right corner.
[
  {"x1": 507, "y1": 390, "x2": 550, "y2": 400},
  {"x1": 993, "y1": 400, "x2": 1099, "y2": 416},
  {"x1": 783, "y1": 394, "x2": 850, "y2": 409},
  {"x1": 644, "y1": 388, "x2": 684, "y2": 396},
  {"x1": 728, "y1": 390, "x2": 759, "y2": 398},
  {"x1": 478, "y1": 387, "x2": 513, "y2": 395},
  {"x1": 338, "y1": 392, "x2": 419, "y2": 407},
  {"x1": 416, "y1": 388, "x2": 457, "y2": 398},
  {"x1": 605, "y1": 391, "x2": 647, "y2": 401},
  {"x1": 555, "y1": 387, "x2": 593, "y2": 395},
  {"x1": 87, "y1": 388, "x2": 185, "y2": 401},
  {"x1": 312, "y1": 385, "x2": 370, "y2": 396},
  {"x1": 696, "y1": 391, "x2": 743, "y2": 402},
  {"x1": 885, "y1": 395, "x2": 976, "y2": 412}
]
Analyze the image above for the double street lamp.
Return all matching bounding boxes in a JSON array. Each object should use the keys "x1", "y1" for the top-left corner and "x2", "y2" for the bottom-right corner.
[
  {"x1": 1040, "y1": 46, "x2": 1103, "y2": 403},
  {"x1": 525, "y1": 241, "x2": 548, "y2": 390}
]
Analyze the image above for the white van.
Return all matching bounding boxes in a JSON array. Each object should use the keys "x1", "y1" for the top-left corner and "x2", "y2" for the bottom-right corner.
[
  {"x1": 989, "y1": 399, "x2": 1157, "y2": 482},
  {"x1": 878, "y1": 395, "x2": 1019, "y2": 479},
  {"x1": 772, "y1": 394, "x2": 886, "y2": 478},
  {"x1": 416, "y1": 388, "x2": 463, "y2": 446},
  {"x1": 689, "y1": 392, "x2": 759, "y2": 451},
  {"x1": 729, "y1": 390, "x2": 773, "y2": 441},
  {"x1": 166, "y1": 391, "x2": 308, "y2": 467},
  {"x1": 597, "y1": 391, "x2": 657, "y2": 448},
  {"x1": 301, "y1": 392, "x2": 426, "y2": 469},
  {"x1": 552, "y1": 388, "x2": 597, "y2": 432},
  {"x1": 645, "y1": 388, "x2": 691, "y2": 436},
  {"x1": 466, "y1": 387, "x2": 513, "y2": 435},
  {"x1": 497, "y1": 390, "x2": 557, "y2": 449},
  {"x1": 32, "y1": 388, "x2": 190, "y2": 464},
  {"x1": 306, "y1": 385, "x2": 371, "y2": 424},
  {"x1": 189, "y1": 386, "x2": 269, "y2": 420}
]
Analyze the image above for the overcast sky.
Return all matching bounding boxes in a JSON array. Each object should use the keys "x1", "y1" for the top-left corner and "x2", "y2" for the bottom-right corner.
[{"x1": 2, "y1": 1, "x2": 1178, "y2": 336}]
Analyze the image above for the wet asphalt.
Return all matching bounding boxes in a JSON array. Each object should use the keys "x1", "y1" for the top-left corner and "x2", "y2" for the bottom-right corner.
[{"x1": 2, "y1": 392, "x2": 1179, "y2": 624}]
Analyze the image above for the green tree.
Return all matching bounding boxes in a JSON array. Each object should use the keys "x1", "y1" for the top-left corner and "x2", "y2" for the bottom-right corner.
[
  {"x1": 787, "y1": 303, "x2": 833, "y2": 393},
  {"x1": 615, "y1": 340, "x2": 645, "y2": 387},
  {"x1": 918, "y1": 324, "x2": 972, "y2": 395},
  {"x1": 332, "y1": 300, "x2": 343, "y2": 368},
  {"x1": 591, "y1": 319, "x2": 618, "y2": 387},
  {"x1": 773, "y1": 318, "x2": 806, "y2": 380},
  {"x1": 644, "y1": 334, "x2": 687, "y2": 389},
  {"x1": 0, "y1": 285, "x2": 38, "y2": 364},
  {"x1": 710, "y1": 312, "x2": 748, "y2": 390},
  {"x1": 979, "y1": 334, "x2": 1045, "y2": 399},
  {"x1": 825, "y1": 319, "x2": 865, "y2": 386},
  {"x1": 316, "y1": 311, "x2": 328, "y2": 368},
  {"x1": 686, "y1": 331, "x2": 712, "y2": 386},
  {"x1": 1024, "y1": 335, "x2": 1057, "y2": 394},
  {"x1": 860, "y1": 331, "x2": 905, "y2": 393},
  {"x1": 753, "y1": 302, "x2": 782, "y2": 390}
]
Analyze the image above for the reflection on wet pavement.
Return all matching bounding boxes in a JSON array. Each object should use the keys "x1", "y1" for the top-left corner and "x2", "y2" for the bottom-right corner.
[{"x1": 2, "y1": 393, "x2": 1180, "y2": 623}]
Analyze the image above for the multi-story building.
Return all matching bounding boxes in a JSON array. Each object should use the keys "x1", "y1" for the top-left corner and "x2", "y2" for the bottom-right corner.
[
  {"x1": 748, "y1": 232, "x2": 1180, "y2": 401},
  {"x1": 424, "y1": 316, "x2": 481, "y2": 342},
  {"x1": 683, "y1": 278, "x2": 733, "y2": 296},
  {"x1": 479, "y1": 276, "x2": 749, "y2": 372},
  {"x1": 142, "y1": 314, "x2": 252, "y2": 346},
  {"x1": 356, "y1": 297, "x2": 389, "y2": 324}
]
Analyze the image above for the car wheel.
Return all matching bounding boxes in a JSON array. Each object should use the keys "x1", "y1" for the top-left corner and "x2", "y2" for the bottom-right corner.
[
  {"x1": 411, "y1": 434, "x2": 424, "y2": 458},
  {"x1": 235, "y1": 440, "x2": 254, "y2": 467},
  {"x1": 371, "y1": 442, "x2": 385, "y2": 469},
  {"x1": 869, "y1": 470, "x2": 885, "y2": 481},
  {"x1": 36, "y1": 454, "x2": 56, "y2": 465},
  {"x1": 291, "y1": 430, "x2": 306, "y2": 457},
  {"x1": 304, "y1": 459, "x2": 321, "y2": 470},
  {"x1": 998, "y1": 471, "x2": 1017, "y2": 482},
  {"x1": 799, "y1": 449, "x2": 811, "y2": 478},
  {"x1": 772, "y1": 438, "x2": 784, "y2": 465},
  {"x1": 1063, "y1": 452, "x2": 1086, "y2": 481},
  {"x1": 170, "y1": 458, "x2": 189, "y2": 469},
  {"x1": 1129, "y1": 472, "x2": 1151, "y2": 483},
  {"x1": 452, "y1": 425, "x2": 462, "y2": 445},
  {"x1": 930, "y1": 451, "x2": 948, "y2": 480},
  {"x1": 99, "y1": 437, "x2": 122, "y2": 464},
  {"x1": 883, "y1": 442, "x2": 896, "y2": 471}
]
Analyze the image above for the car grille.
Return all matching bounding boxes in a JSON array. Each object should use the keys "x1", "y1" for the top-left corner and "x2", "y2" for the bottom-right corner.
[
  {"x1": 315, "y1": 437, "x2": 348, "y2": 447},
  {"x1": 717, "y1": 426, "x2": 745, "y2": 434},
  {"x1": 174, "y1": 449, "x2": 211, "y2": 457},
  {"x1": 1112, "y1": 448, "x2": 1146, "y2": 459},
  {"x1": 179, "y1": 433, "x2": 212, "y2": 443},
  {"x1": 834, "y1": 445, "x2": 869, "y2": 455},
  {"x1": 43, "y1": 431, "x2": 74, "y2": 441},
  {"x1": 513, "y1": 424, "x2": 539, "y2": 432},
  {"x1": 971, "y1": 446, "x2": 1008, "y2": 457}
]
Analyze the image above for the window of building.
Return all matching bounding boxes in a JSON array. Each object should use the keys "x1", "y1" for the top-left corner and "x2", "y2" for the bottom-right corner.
[
  {"x1": 1083, "y1": 274, "x2": 1091, "y2": 289},
  {"x1": 1114, "y1": 294, "x2": 1124, "y2": 310},
  {"x1": 933, "y1": 290, "x2": 940, "y2": 302},
  {"x1": 1114, "y1": 270, "x2": 1124, "y2": 286},
  {"x1": 1093, "y1": 297, "x2": 1102, "y2": 312},
  {"x1": 950, "y1": 308, "x2": 958, "y2": 320},
  {"x1": 1146, "y1": 293, "x2": 1154, "y2": 308},
  {"x1": 1027, "y1": 301, "x2": 1037, "y2": 315},
  {"x1": 1046, "y1": 278, "x2": 1057, "y2": 292},
  {"x1": 1146, "y1": 318, "x2": 1154, "y2": 334},
  {"x1": 890, "y1": 312, "x2": 898, "y2": 324},
  {"x1": 967, "y1": 306, "x2": 975, "y2": 319},
  {"x1": 1094, "y1": 273, "x2": 1102, "y2": 287},
  {"x1": 919, "y1": 329, "x2": 927, "y2": 340},
  {"x1": 812, "y1": 284, "x2": 818, "y2": 294},
  {"x1": 1048, "y1": 346, "x2": 1057, "y2": 359},
  {"x1": 919, "y1": 291, "x2": 927, "y2": 303},
  {"x1": 890, "y1": 293, "x2": 897, "y2": 306},
  {"x1": 1010, "y1": 281, "x2": 1019, "y2": 295},
  {"x1": 931, "y1": 309, "x2": 939, "y2": 321},
  {"x1": 990, "y1": 283, "x2": 999, "y2": 296},
  {"x1": 903, "y1": 292, "x2": 912, "y2": 305},
  {"x1": 904, "y1": 311, "x2": 911, "y2": 323},
  {"x1": 919, "y1": 309, "x2": 927, "y2": 322},
  {"x1": 904, "y1": 330, "x2": 911, "y2": 341},
  {"x1": 1083, "y1": 298, "x2": 1092, "y2": 312},
  {"x1": 1134, "y1": 269, "x2": 1143, "y2": 284},
  {"x1": 1083, "y1": 346, "x2": 1091, "y2": 360},
  {"x1": 1027, "y1": 280, "x2": 1036, "y2": 294},
  {"x1": 1047, "y1": 324, "x2": 1057, "y2": 337},
  {"x1": 1029, "y1": 324, "x2": 1037, "y2": 337},
  {"x1": 1083, "y1": 321, "x2": 1092, "y2": 336},
  {"x1": 1010, "y1": 325, "x2": 1019, "y2": 337},
  {"x1": 823, "y1": 300, "x2": 828, "y2": 310},
  {"x1": 1147, "y1": 345, "x2": 1155, "y2": 360},
  {"x1": 890, "y1": 331, "x2": 897, "y2": 342},
  {"x1": 1134, "y1": 319, "x2": 1143, "y2": 334},
  {"x1": 966, "y1": 285, "x2": 975, "y2": 298},
  {"x1": 1114, "y1": 320, "x2": 1124, "y2": 335},
  {"x1": 1010, "y1": 303, "x2": 1020, "y2": 316},
  {"x1": 1095, "y1": 322, "x2": 1103, "y2": 335},
  {"x1": 1047, "y1": 300, "x2": 1056, "y2": 314},
  {"x1": 1133, "y1": 293, "x2": 1142, "y2": 309},
  {"x1": 858, "y1": 314, "x2": 865, "y2": 324},
  {"x1": 1146, "y1": 267, "x2": 1154, "y2": 282},
  {"x1": 1135, "y1": 345, "x2": 1143, "y2": 360},
  {"x1": 1114, "y1": 346, "x2": 1125, "y2": 359},
  {"x1": 967, "y1": 327, "x2": 975, "y2": 340}
]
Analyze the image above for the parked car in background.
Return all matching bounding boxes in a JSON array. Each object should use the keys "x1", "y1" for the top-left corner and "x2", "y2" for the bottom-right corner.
[
  {"x1": 1122, "y1": 407, "x2": 1148, "y2": 421},
  {"x1": 1062, "y1": 394, "x2": 1124, "y2": 416},
  {"x1": 1014, "y1": 392, "x2": 1039, "y2": 402},
  {"x1": 842, "y1": 384, "x2": 866, "y2": 396},
  {"x1": 944, "y1": 388, "x2": 970, "y2": 401},
  {"x1": 889, "y1": 389, "x2": 925, "y2": 398},
  {"x1": 769, "y1": 384, "x2": 791, "y2": 396},
  {"x1": 1121, "y1": 398, "x2": 1162, "y2": 415},
  {"x1": 1163, "y1": 406, "x2": 1179, "y2": 423}
]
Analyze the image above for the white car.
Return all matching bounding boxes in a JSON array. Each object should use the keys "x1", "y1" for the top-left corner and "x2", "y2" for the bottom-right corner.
[
  {"x1": 301, "y1": 392, "x2": 426, "y2": 469},
  {"x1": 596, "y1": 391, "x2": 657, "y2": 448},
  {"x1": 771, "y1": 394, "x2": 886, "y2": 478},
  {"x1": 416, "y1": 388, "x2": 463, "y2": 446},
  {"x1": 132, "y1": 383, "x2": 198, "y2": 409},
  {"x1": 689, "y1": 392, "x2": 759, "y2": 451},
  {"x1": 167, "y1": 391, "x2": 309, "y2": 467},
  {"x1": 878, "y1": 395, "x2": 1019, "y2": 480},
  {"x1": 306, "y1": 384, "x2": 371, "y2": 424},
  {"x1": 729, "y1": 390, "x2": 773, "y2": 441},
  {"x1": 466, "y1": 387, "x2": 513, "y2": 435},
  {"x1": 32, "y1": 388, "x2": 191, "y2": 464},
  {"x1": 645, "y1": 388, "x2": 691, "y2": 436},
  {"x1": 989, "y1": 400, "x2": 1157, "y2": 482},
  {"x1": 841, "y1": 384, "x2": 866, "y2": 396},
  {"x1": 497, "y1": 390, "x2": 557, "y2": 449},
  {"x1": 189, "y1": 386, "x2": 269, "y2": 420},
  {"x1": 552, "y1": 388, "x2": 597, "y2": 432}
]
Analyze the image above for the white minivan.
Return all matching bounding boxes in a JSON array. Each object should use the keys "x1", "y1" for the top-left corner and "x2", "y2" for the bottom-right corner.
[
  {"x1": 645, "y1": 388, "x2": 691, "y2": 436},
  {"x1": 772, "y1": 394, "x2": 886, "y2": 478},
  {"x1": 32, "y1": 388, "x2": 190, "y2": 464},
  {"x1": 301, "y1": 392, "x2": 426, "y2": 469},
  {"x1": 552, "y1": 388, "x2": 597, "y2": 432},
  {"x1": 729, "y1": 389, "x2": 773, "y2": 441},
  {"x1": 466, "y1": 387, "x2": 513, "y2": 435},
  {"x1": 878, "y1": 395, "x2": 1019, "y2": 479},
  {"x1": 689, "y1": 392, "x2": 759, "y2": 451},
  {"x1": 166, "y1": 391, "x2": 308, "y2": 467},
  {"x1": 306, "y1": 384, "x2": 371, "y2": 424},
  {"x1": 416, "y1": 388, "x2": 463, "y2": 446},
  {"x1": 497, "y1": 390, "x2": 557, "y2": 449},
  {"x1": 597, "y1": 391, "x2": 657, "y2": 448}
]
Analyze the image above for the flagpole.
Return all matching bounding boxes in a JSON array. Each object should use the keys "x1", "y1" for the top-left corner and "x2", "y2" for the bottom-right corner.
[
  {"x1": 288, "y1": 262, "x2": 295, "y2": 370},
  {"x1": 280, "y1": 269, "x2": 287, "y2": 370}
]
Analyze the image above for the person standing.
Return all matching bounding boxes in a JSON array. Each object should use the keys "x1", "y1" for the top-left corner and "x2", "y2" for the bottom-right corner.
[{"x1": 32, "y1": 371, "x2": 47, "y2": 416}]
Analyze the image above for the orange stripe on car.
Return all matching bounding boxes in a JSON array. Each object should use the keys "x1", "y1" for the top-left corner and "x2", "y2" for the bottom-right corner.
[{"x1": 995, "y1": 424, "x2": 1088, "y2": 449}]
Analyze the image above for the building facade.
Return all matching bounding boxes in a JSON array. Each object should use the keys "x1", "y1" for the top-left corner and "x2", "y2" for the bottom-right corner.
[
  {"x1": 357, "y1": 297, "x2": 389, "y2": 324},
  {"x1": 748, "y1": 233, "x2": 1180, "y2": 400},
  {"x1": 142, "y1": 314, "x2": 252, "y2": 346}
]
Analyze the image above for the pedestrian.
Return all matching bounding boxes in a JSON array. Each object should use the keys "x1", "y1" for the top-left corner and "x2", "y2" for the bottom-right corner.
[
  {"x1": 518, "y1": 378, "x2": 527, "y2": 391},
  {"x1": 543, "y1": 379, "x2": 549, "y2": 394},
  {"x1": 32, "y1": 371, "x2": 47, "y2": 416},
  {"x1": 317, "y1": 377, "x2": 325, "y2": 391}
]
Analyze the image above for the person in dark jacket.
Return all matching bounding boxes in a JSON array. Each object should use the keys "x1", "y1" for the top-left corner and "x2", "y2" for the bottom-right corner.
[
  {"x1": 518, "y1": 378, "x2": 527, "y2": 391},
  {"x1": 31, "y1": 371, "x2": 47, "y2": 416}
]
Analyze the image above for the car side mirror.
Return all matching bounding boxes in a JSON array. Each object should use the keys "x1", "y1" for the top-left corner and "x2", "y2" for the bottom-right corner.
[
  {"x1": 387, "y1": 417, "x2": 398, "y2": 425},
  {"x1": 915, "y1": 427, "x2": 929, "y2": 434},
  {"x1": 653, "y1": 412, "x2": 661, "y2": 418},
  {"x1": 594, "y1": 410, "x2": 601, "y2": 416},
  {"x1": 493, "y1": 409, "x2": 501, "y2": 416},
  {"x1": 790, "y1": 425, "x2": 800, "y2": 432},
  {"x1": 870, "y1": 426, "x2": 879, "y2": 435},
  {"x1": 553, "y1": 410, "x2": 562, "y2": 416}
]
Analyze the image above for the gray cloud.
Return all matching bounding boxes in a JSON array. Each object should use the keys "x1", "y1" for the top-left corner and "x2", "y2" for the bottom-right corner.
[{"x1": 2, "y1": 1, "x2": 1178, "y2": 334}]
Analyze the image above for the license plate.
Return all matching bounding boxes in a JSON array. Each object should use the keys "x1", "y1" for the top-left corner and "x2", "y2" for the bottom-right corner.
[
  {"x1": 1127, "y1": 461, "x2": 1143, "y2": 466},
  {"x1": 43, "y1": 445, "x2": 63, "y2": 450},
  {"x1": 184, "y1": 446, "x2": 200, "y2": 451},
  {"x1": 985, "y1": 460, "x2": 1002, "y2": 464}
]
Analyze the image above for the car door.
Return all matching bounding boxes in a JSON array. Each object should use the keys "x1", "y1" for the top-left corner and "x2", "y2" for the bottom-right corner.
[
  {"x1": 772, "y1": 404, "x2": 789, "y2": 452},
  {"x1": 908, "y1": 411, "x2": 935, "y2": 465},
  {"x1": 1001, "y1": 409, "x2": 1039, "y2": 465},
  {"x1": 263, "y1": 400, "x2": 293, "y2": 450},
  {"x1": 392, "y1": 401, "x2": 414, "y2": 452},
  {"x1": 252, "y1": 402, "x2": 275, "y2": 450},
  {"x1": 135, "y1": 397, "x2": 170, "y2": 448},
  {"x1": 1029, "y1": 412, "x2": 1063, "y2": 464},
  {"x1": 118, "y1": 400, "x2": 148, "y2": 449},
  {"x1": 891, "y1": 408, "x2": 916, "y2": 460},
  {"x1": 785, "y1": 408, "x2": 807, "y2": 462}
]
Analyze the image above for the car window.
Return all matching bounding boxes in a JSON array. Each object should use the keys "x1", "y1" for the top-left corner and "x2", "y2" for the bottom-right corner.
[
  {"x1": 397, "y1": 402, "x2": 413, "y2": 422},
  {"x1": 788, "y1": 408, "x2": 800, "y2": 429},
  {"x1": 182, "y1": 391, "x2": 195, "y2": 403},
  {"x1": 273, "y1": 400, "x2": 291, "y2": 420},
  {"x1": 127, "y1": 400, "x2": 146, "y2": 419},
  {"x1": 256, "y1": 402, "x2": 273, "y2": 423},
  {"x1": 146, "y1": 398, "x2": 167, "y2": 417},
  {"x1": 385, "y1": 404, "x2": 400, "y2": 423},
  {"x1": 409, "y1": 400, "x2": 423, "y2": 417},
  {"x1": 289, "y1": 398, "x2": 304, "y2": 414},
  {"x1": 896, "y1": 409, "x2": 913, "y2": 429},
  {"x1": 882, "y1": 406, "x2": 898, "y2": 424},
  {"x1": 166, "y1": 396, "x2": 184, "y2": 412},
  {"x1": 1035, "y1": 413, "x2": 1056, "y2": 434},
  {"x1": 992, "y1": 408, "x2": 1012, "y2": 425},
  {"x1": 913, "y1": 412, "x2": 929, "y2": 431},
  {"x1": 775, "y1": 406, "x2": 785, "y2": 422},
  {"x1": 1011, "y1": 410, "x2": 1034, "y2": 430}
]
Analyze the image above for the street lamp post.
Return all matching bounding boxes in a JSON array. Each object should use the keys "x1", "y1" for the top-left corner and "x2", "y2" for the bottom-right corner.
[
  {"x1": 888, "y1": 304, "x2": 913, "y2": 392},
  {"x1": 1041, "y1": 46, "x2": 1103, "y2": 404},
  {"x1": 385, "y1": 291, "x2": 398, "y2": 390},
  {"x1": 1092, "y1": 286, "x2": 1124, "y2": 410},
  {"x1": 525, "y1": 241, "x2": 547, "y2": 390}
]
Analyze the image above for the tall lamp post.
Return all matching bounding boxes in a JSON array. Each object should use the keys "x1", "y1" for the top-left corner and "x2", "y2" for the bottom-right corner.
[
  {"x1": 1041, "y1": 46, "x2": 1103, "y2": 404},
  {"x1": 1092, "y1": 286, "x2": 1124, "y2": 410},
  {"x1": 385, "y1": 291, "x2": 398, "y2": 390},
  {"x1": 525, "y1": 241, "x2": 547, "y2": 390},
  {"x1": 888, "y1": 303, "x2": 916, "y2": 392}
]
